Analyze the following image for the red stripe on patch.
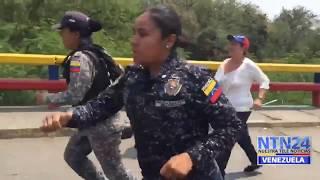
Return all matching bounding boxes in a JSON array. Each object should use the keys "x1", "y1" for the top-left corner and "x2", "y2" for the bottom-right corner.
[
  {"x1": 70, "y1": 67, "x2": 80, "y2": 72},
  {"x1": 210, "y1": 87, "x2": 222, "y2": 104}
]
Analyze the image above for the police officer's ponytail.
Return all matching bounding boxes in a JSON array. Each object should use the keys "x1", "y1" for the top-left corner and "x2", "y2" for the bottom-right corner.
[
  {"x1": 79, "y1": 19, "x2": 102, "y2": 38},
  {"x1": 146, "y1": 5, "x2": 190, "y2": 50},
  {"x1": 88, "y1": 19, "x2": 102, "y2": 33}
]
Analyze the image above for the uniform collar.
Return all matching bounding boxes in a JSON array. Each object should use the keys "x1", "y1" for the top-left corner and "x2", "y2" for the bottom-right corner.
[{"x1": 156, "y1": 52, "x2": 180, "y2": 79}]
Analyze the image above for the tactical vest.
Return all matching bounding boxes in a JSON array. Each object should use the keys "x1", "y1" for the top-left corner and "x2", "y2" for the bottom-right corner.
[{"x1": 62, "y1": 44, "x2": 122, "y2": 106}]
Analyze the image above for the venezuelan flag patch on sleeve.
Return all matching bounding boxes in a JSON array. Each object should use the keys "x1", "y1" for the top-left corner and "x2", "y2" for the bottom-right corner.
[
  {"x1": 201, "y1": 79, "x2": 222, "y2": 104},
  {"x1": 70, "y1": 60, "x2": 81, "y2": 73}
]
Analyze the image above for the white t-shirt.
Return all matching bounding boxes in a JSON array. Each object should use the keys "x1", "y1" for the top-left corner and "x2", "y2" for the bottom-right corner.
[{"x1": 214, "y1": 57, "x2": 270, "y2": 112}]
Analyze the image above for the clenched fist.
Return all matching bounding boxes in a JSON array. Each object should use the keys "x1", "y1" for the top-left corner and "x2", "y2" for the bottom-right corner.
[
  {"x1": 40, "y1": 111, "x2": 73, "y2": 132},
  {"x1": 160, "y1": 152, "x2": 193, "y2": 180}
]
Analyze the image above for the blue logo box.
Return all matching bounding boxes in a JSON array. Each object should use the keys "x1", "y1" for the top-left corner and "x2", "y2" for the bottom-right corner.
[{"x1": 257, "y1": 136, "x2": 311, "y2": 165}]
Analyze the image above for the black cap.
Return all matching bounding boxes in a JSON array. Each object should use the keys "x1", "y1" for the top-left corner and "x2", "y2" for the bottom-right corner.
[
  {"x1": 53, "y1": 11, "x2": 102, "y2": 37},
  {"x1": 53, "y1": 11, "x2": 91, "y2": 31}
]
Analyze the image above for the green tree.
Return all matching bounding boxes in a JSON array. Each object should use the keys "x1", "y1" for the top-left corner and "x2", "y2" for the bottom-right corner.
[
  {"x1": 265, "y1": 6, "x2": 318, "y2": 61},
  {"x1": 144, "y1": 0, "x2": 269, "y2": 60},
  {"x1": 0, "y1": 0, "x2": 142, "y2": 105}
]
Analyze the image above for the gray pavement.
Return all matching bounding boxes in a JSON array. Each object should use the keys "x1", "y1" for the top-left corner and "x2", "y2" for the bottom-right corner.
[{"x1": 0, "y1": 127, "x2": 319, "y2": 180}]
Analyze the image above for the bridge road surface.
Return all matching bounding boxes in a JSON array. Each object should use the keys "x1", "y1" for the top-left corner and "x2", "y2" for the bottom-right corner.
[{"x1": 1, "y1": 127, "x2": 319, "y2": 180}]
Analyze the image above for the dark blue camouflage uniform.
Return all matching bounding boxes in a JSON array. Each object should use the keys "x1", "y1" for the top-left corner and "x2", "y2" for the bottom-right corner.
[{"x1": 71, "y1": 54, "x2": 244, "y2": 180}]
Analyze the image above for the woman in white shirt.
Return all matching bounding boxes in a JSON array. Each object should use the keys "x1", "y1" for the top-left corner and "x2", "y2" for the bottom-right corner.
[{"x1": 215, "y1": 35, "x2": 270, "y2": 177}]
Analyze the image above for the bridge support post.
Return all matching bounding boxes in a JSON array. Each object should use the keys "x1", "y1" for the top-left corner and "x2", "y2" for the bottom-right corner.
[
  {"x1": 48, "y1": 65, "x2": 59, "y2": 80},
  {"x1": 48, "y1": 65, "x2": 60, "y2": 93},
  {"x1": 313, "y1": 73, "x2": 320, "y2": 107}
]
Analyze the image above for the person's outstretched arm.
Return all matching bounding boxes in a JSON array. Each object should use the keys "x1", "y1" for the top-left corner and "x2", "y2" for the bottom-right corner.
[{"x1": 41, "y1": 73, "x2": 126, "y2": 131}]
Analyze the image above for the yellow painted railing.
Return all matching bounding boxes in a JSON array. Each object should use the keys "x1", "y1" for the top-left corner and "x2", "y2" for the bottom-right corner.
[
  {"x1": 0, "y1": 53, "x2": 320, "y2": 73},
  {"x1": 0, "y1": 53, "x2": 64, "y2": 65}
]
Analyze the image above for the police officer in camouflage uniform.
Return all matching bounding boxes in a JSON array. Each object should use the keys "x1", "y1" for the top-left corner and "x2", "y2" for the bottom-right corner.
[
  {"x1": 40, "y1": 11, "x2": 134, "y2": 180},
  {"x1": 41, "y1": 6, "x2": 243, "y2": 180}
]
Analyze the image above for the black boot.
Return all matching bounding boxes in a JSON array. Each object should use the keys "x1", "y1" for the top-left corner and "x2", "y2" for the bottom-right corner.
[{"x1": 243, "y1": 164, "x2": 262, "y2": 172}]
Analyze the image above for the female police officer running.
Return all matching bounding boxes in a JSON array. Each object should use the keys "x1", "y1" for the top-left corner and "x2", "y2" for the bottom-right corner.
[
  {"x1": 37, "y1": 11, "x2": 133, "y2": 180},
  {"x1": 41, "y1": 6, "x2": 243, "y2": 180}
]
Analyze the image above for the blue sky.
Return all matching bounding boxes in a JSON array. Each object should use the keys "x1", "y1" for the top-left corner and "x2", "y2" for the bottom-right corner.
[{"x1": 240, "y1": 0, "x2": 320, "y2": 19}]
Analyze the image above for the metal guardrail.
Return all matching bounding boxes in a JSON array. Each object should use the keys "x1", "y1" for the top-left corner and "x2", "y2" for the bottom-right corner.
[
  {"x1": 0, "y1": 53, "x2": 64, "y2": 65},
  {"x1": 1, "y1": 53, "x2": 320, "y2": 73},
  {"x1": 0, "y1": 53, "x2": 319, "y2": 106},
  {"x1": 0, "y1": 79, "x2": 67, "y2": 92}
]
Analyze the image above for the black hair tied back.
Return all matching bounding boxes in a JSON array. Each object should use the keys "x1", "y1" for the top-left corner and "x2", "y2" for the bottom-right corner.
[
  {"x1": 88, "y1": 19, "x2": 102, "y2": 32},
  {"x1": 147, "y1": 5, "x2": 190, "y2": 49}
]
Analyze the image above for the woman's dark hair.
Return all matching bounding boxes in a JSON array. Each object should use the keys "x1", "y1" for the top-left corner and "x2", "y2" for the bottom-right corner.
[
  {"x1": 82, "y1": 19, "x2": 102, "y2": 37},
  {"x1": 69, "y1": 19, "x2": 102, "y2": 38},
  {"x1": 146, "y1": 5, "x2": 189, "y2": 49},
  {"x1": 88, "y1": 19, "x2": 102, "y2": 33}
]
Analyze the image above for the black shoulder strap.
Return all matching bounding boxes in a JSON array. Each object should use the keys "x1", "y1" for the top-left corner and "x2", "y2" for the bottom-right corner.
[
  {"x1": 62, "y1": 50, "x2": 78, "y2": 84},
  {"x1": 75, "y1": 45, "x2": 123, "y2": 105},
  {"x1": 84, "y1": 44, "x2": 123, "y2": 82}
]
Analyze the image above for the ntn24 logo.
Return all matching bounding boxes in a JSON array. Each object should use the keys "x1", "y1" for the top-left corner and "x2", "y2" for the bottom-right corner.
[
  {"x1": 257, "y1": 149, "x2": 311, "y2": 154},
  {"x1": 258, "y1": 156, "x2": 311, "y2": 164},
  {"x1": 258, "y1": 136, "x2": 311, "y2": 150}
]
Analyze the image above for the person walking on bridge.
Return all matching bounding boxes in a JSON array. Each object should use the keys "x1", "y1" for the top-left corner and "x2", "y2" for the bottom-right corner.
[
  {"x1": 215, "y1": 35, "x2": 270, "y2": 178},
  {"x1": 37, "y1": 11, "x2": 134, "y2": 180}
]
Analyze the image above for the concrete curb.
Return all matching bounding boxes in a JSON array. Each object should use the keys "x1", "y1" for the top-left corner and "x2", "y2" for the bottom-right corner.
[
  {"x1": 247, "y1": 121, "x2": 320, "y2": 128},
  {"x1": 0, "y1": 121, "x2": 319, "y2": 139},
  {"x1": 0, "y1": 128, "x2": 77, "y2": 139}
]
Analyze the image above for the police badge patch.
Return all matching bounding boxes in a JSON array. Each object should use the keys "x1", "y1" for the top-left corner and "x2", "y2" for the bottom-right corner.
[{"x1": 164, "y1": 77, "x2": 182, "y2": 96}]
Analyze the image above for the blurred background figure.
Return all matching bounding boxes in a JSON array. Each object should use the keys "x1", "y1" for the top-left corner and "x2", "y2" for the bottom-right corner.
[{"x1": 215, "y1": 35, "x2": 270, "y2": 178}]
